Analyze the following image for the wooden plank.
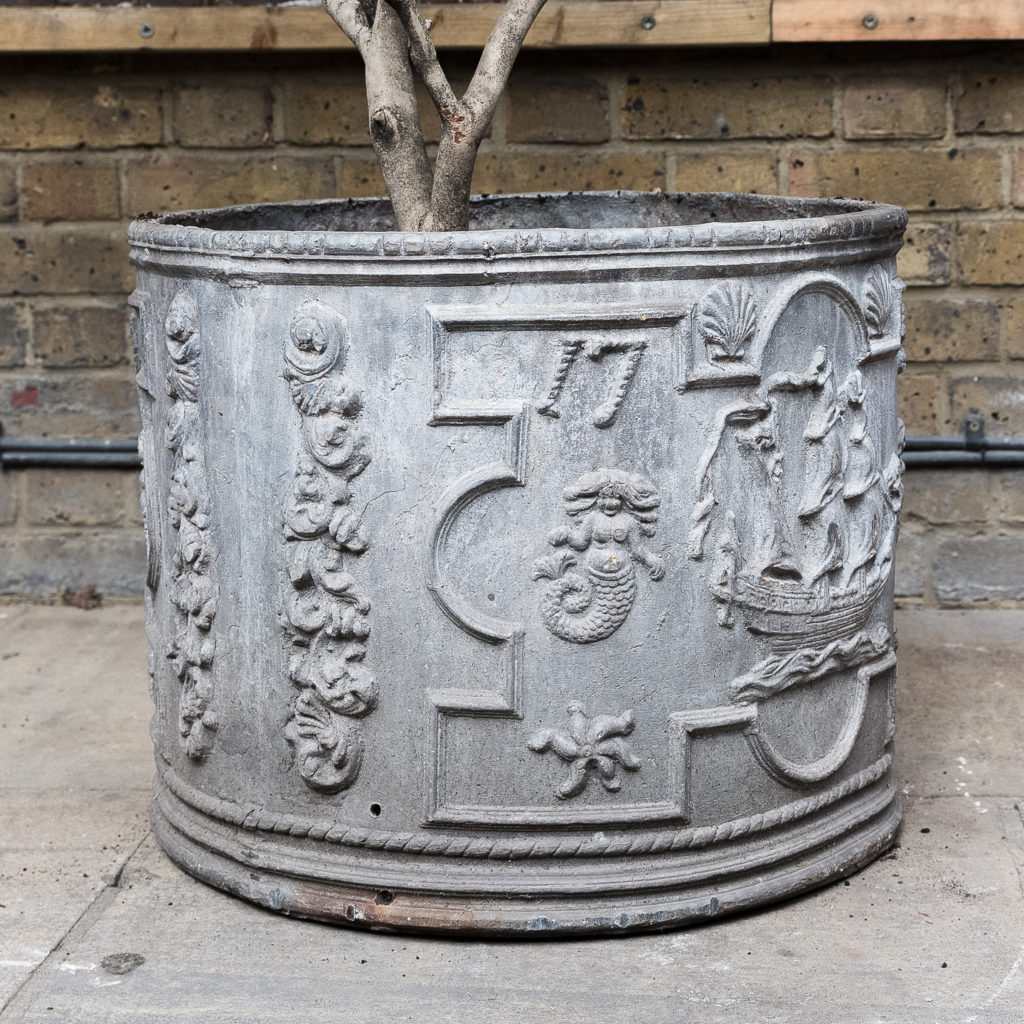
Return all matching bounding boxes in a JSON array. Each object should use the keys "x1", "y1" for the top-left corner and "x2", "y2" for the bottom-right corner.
[
  {"x1": 774, "y1": 0, "x2": 1024, "y2": 42},
  {"x1": 1, "y1": 1, "x2": 770, "y2": 53}
]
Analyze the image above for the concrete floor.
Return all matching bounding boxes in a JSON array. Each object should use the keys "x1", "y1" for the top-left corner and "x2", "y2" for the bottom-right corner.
[{"x1": 0, "y1": 604, "x2": 1022, "y2": 1024}]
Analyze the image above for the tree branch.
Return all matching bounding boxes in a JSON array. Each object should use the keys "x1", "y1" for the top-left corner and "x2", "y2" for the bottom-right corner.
[
  {"x1": 381, "y1": 0, "x2": 460, "y2": 117},
  {"x1": 324, "y1": 0, "x2": 548, "y2": 231},
  {"x1": 324, "y1": 0, "x2": 434, "y2": 230},
  {"x1": 323, "y1": 0, "x2": 373, "y2": 55},
  {"x1": 464, "y1": 0, "x2": 548, "y2": 120},
  {"x1": 426, "y1": 0, "x2": 548, "y2": 230}
]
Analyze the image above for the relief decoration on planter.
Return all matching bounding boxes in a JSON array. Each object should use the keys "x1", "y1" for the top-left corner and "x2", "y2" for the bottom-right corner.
[
  {"x1": 281, "y1": 300, "x2": 377, "y2": 794},
  {"x1": 688, "y1": 346, "x2": 903, "y2": 648},
  {"x1": 164, "y1": 289, "x2": 218, "y2": 761},
  {"x1": 536, "y1": 335, "x2": 647, "y2": 427},
  {"x1": 528, "y1": 702, "x2": 640, "y2": 799},
  {"x1": 531, "y1": 469, "x2": 665, "y2": 644},
  {"x1": 863, "y1": 266, "x2": 900, "y2": 340},
  {"x1": 695, "y1": 281, "x2": 757, "y2": 363}
]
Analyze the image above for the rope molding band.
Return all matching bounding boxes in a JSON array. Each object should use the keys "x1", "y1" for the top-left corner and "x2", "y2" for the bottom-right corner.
[{"x1": 157, "y1": 750, "x2": 894, "y2": 860}]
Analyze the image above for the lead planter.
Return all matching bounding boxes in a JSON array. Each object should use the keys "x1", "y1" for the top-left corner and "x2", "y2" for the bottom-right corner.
[{"x1": 129, "y1": 191, "x2": 907, "y2": 935}]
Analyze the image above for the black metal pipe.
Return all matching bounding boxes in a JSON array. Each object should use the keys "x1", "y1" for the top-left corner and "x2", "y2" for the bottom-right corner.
[
  {"x1": 0, "y1": 437, "x2": 141, "y2": 470},
  {"x1": 905, "y1": 434, "x2": 1024, "y2": 452},
  {"x1": 2, "y1": 433, "x2": 1024, "y2": 470},
  {"x1": 1, "y1": 450, "x2": 142, "y2": 468}
]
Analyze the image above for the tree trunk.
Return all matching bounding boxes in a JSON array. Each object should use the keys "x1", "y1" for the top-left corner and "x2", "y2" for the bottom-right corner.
[{"x1": 323, "y1": 0, "x2": 548, "y2": 231}]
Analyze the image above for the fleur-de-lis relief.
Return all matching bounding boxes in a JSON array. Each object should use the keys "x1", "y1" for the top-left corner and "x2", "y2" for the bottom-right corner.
[
  {"x1": 528, "y1": 702, "x2": 641, "y2": 800},
  {"x1": 696, "y1": 281, "x2": 757, "y2": 362},
  {"x1": 864, "y1": 267, "x2": 898, "y2": 339}
]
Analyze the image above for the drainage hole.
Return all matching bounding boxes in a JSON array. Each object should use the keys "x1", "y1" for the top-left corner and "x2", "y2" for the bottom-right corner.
[
  {"x1": 376, "y1": 889, "x2": 395, "y2": 905},
  {"x1": 369, "y1": 803, "x2": 382, "y2": 817}
]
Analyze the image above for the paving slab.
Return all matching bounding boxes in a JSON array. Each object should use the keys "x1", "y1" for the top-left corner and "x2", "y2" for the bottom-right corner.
[
  {"x1": 0, "y1": 791, "x2": 149, "y2": 1007},
  {"x1": 0, "y1": 603, "x2": 152, "y2": 791},
  {"x1": 0, "y1": 605, "x2": 1022, "y2": 1023},
  {"x1": 0, "y1": 605, "x2": 152, "y2": 1007}
]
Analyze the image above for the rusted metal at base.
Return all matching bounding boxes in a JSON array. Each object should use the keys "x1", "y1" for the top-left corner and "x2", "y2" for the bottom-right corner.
[{"x1": 150, "y1": 785, "x2": 901, "y2": 937}]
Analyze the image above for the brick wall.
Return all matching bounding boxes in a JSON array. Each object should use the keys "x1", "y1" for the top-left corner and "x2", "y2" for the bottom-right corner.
[{"x1": 0, "y1": 45, "x2": 1022, "y2": 603}]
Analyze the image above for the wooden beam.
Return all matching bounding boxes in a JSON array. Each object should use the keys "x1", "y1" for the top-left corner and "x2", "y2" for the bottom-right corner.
[
  {"x1": 774, "y1": 0, "x2": 1024, "y2": 43},
  {"x1": 1, "y1": 1, "x2": 770, "y2": 53}
]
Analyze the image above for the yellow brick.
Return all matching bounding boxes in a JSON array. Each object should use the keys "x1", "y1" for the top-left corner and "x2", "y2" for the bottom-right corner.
[
  {"x1": 902, "y1": 294, "x2": 999, "y2": 362},
  {"x1": 32, "y1": 305, "x2": 127, "y2": 368},
  {"x1": 507, "y1": 79, "x2": 609, "y2": 144},
  {"x1": 673, "y1": 151, "x2": 778, "y2": 194},
  {"x1": 22, "y1": 160, "x2": 119, "y2": 223},
  {"x1": 173, "y1": 82, "x2": 272, "y2": 148},
  {"x1": 0, "y1": 162, "x2": 15, "y2": 222},
  {"x1": 0, "y1": 82, "x2": 162, "y2": 150},
  {"x1": 958, "y1": 222, "x2": 1024, "y2": 285},
  {"x1": 123, "y1": 155, "x2": 335, "y2": 215},
  {"x1": 0, "y1": 229, "x2": 132, "y2": 295},
  {"x1": 472, "y1": 153, "x2": 666, "y2": 194},
  {"x1": 337, "y1": 157, "x2": 386, "y2": 198},
  {"x1": 789, "y1": 148, "x2": 1001, "y2": 212},
  {"x1": 623, "y1": 76, "x2": 832, "y2": 140},
  {"x1": 281, "y1": 77, "x2": 370, "y2": 145},
  {"x1": 1011, "y1": 151, "x2": 1024, "y2": 208},
  {"x1": 1002, "y1": 295, "x2": 1024, "y2": 359},
  {"x1": 0, "y1": 301, "x2": 27, "y2": 368},
  {"x1": 956, "y1": 72, "x2": 1024, "y2": 135},
  {"x1": 843, "y1": 77, "x2": 946, "y2": 139},
  {"x1": 897, "y1": 222, "x2": 951, "y2": 286},
  {"x1": 0, "y1": 375, "x2": 139, "y2": 439},
  {"x1": 949, "y1": 374, "x2": 1024, "y2": 435},
  {"x1": 281, "y1": 76, "x2": 441, "y2": 145},
  {"x1": 897, "y1": 372, "x2": 939, "y2": 434},
  {"x1": 24, "y1": 469, "x2": 126, "y2": 527}
]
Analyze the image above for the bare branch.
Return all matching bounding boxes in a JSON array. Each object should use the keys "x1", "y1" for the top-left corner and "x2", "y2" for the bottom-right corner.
[
  {"x1": 426, "y1": 0, "x2": 549, "y2": 230},
  {"x1": 464, "y1": 0, "x2": 548, "y2": 120},
  {"x1": 381, "y1": 0, "x2": 460, "y2": 117},
  {"x1": 323, "y1": 0, "x2": 373, "y2": 54},
  {"x1": 325, "y1": 0, "x2": 548, "y2": 231}
]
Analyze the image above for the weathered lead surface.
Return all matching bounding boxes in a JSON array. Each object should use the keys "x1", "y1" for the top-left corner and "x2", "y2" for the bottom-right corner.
[{"x1": 128, "y1": 191, "x2": 908, "y2": 933}]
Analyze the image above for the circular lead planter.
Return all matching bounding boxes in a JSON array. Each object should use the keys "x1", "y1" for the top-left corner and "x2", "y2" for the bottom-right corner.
[{"x1": 130, "y1": 191, "x2": 907, "y2": 935}]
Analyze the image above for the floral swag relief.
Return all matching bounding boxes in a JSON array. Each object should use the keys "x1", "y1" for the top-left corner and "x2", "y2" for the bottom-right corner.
[
  {"x1": 281, "y1": 300, "x2": 378, "y2": 794},
  {"x1": 531, "y1": 469, "x2": 665, "y2": 644},
  {"x1": 164, "y1": 290, "x2": 218, "y2": 760}
]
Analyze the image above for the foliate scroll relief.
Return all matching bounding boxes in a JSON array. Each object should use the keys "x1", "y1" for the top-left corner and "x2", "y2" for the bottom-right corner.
[
  {"x1": 164, "y1": 290, "x2": 218, "y2": 761},
  {"x1": 531, "y1": 469, "x2": 664, "y2": 644},
  {"x1": 696, "y1": 281, "x2": 757, "y2": 363},
  {"x1": 281, "y1": 300, "x2": 377, "y2": 795},
  {"x1": 528, "y1": 702, "x2": 640, "y2": 799}
]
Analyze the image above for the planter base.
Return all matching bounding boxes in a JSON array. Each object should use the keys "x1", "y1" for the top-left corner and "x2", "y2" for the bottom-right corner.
[{"x1": 151, "y1": 761, "x2": 899, "y2": 936}]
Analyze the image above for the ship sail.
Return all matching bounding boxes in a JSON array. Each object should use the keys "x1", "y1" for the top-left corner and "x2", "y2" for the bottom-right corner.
[{"x1": 840, "y1": 371, "x2": 883, "y2": 591}]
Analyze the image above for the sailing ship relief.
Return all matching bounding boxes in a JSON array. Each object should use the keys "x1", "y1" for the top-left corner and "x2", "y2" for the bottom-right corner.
[{"x1": 689, "y1": 345, "x2": 903, "y2": 652}]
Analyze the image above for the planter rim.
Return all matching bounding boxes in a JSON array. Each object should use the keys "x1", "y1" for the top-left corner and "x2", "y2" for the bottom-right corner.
[{"x1": 128, "y1": 190, "x2": 906, "y2": 264}]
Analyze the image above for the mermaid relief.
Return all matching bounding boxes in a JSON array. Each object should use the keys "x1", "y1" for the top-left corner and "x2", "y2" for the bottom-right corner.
[{"x1": 531, "y1": 469, "x2": 664, "y2": 644}]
